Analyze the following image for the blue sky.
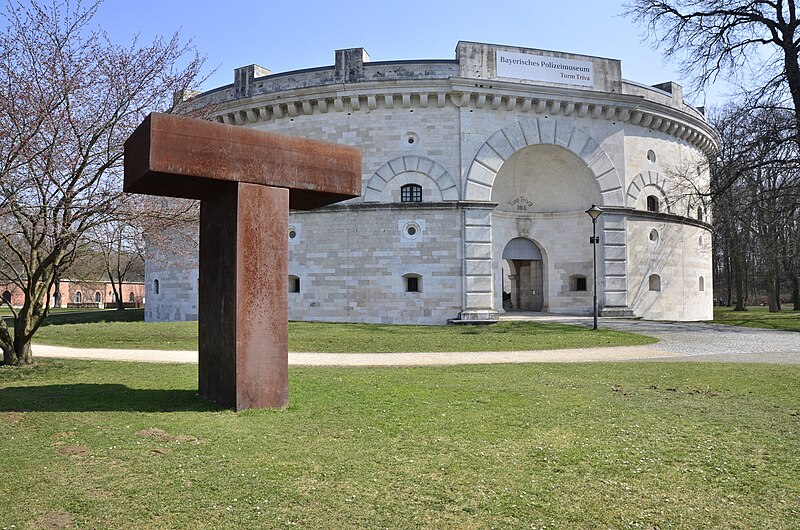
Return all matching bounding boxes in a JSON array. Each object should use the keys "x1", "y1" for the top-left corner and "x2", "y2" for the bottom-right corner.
[{"x1": 93, "y1": 0, "x2": 729, "y2": 106}]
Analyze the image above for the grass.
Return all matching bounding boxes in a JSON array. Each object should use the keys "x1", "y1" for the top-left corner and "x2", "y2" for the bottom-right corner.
[
  {"x1": 714, "y1": 306, "x2": 800, "y2": 332},
  {"x1": 1, "y1": 359, "x2": 798, "y2": 529},
  {"x1": 0, "y1": 306, "x2": 111, "y2": 318},
  {"x1": 15, "y1": 309, "x2": 655, "y2": 352}
]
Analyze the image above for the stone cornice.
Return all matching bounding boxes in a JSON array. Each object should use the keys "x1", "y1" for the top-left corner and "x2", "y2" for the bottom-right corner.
[
  {"x1": 199, "y1": 77, "x2": 718, "y2": 157},
  {"x1": 291, "y1": 200, "x2": 484, "y2": 214},
  {"x1": 601, "y1": 206, "x2": 713, "y2": 231}
]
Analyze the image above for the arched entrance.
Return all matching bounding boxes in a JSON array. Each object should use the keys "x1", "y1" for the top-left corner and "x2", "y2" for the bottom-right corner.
[
  {"x1": 489, "y1": 142, "x2": 604, "y2": 316},
  {"x1": 460, "y1": 118, "x2": 625, "y2": 322},
  {"x1": 502, "y1": 238, "x2": 544, "y2": 311}
]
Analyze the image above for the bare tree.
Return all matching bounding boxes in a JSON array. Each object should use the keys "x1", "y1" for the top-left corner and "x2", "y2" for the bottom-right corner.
[
  {"x1": 91, "y1": 194, "x2": 199, "y2": 310},
  {"x1": 0, "y1": 0, "x2": 206, "y2": 364},
  {"x1": 624, "y1": 1, "x2": 800, "y2": 144},
  {"x1": 708, "y1": 104, "x2": 800, "y2": 311}
]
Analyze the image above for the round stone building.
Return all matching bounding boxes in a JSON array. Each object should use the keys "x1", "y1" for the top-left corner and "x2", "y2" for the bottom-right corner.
[{"x1": 146, "y1": 41, "x2": 716, "y2": 324}]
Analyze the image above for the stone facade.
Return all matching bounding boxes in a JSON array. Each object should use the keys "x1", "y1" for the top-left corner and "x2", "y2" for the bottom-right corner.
[
  {"x1": 1, "y1": 280, "x2": 145, "y2": 309},
  {"x1": 146, "y1": 41, "x2": 717, "y2": 324}
]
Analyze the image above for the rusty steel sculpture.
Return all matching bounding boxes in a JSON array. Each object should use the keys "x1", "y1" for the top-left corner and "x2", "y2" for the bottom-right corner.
[{"x1": 124, "y1": 113, "x2": 361, "y2": 410}]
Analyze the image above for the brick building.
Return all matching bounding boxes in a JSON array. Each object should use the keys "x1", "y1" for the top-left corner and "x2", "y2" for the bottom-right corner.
[{"x1": 2, "y1": 280, "x2": 145, "y2": 309}]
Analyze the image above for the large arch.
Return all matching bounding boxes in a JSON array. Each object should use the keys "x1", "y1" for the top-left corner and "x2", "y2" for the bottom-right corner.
[
  {"x1": 464, "y1": 118, "x2": 624, "y2": 205},
  {"x1": 625, "y1": 170, "x2": 672, "y2": 213},
  {"x1": 490, "y1": 143, "x2": 602, "y2": 213},
  {"x1": 460, "y1": 118, "x2": 628, "y2": 322},
  {"x1": 364, "y1": 155, "x2": 459, "y2": 203}
]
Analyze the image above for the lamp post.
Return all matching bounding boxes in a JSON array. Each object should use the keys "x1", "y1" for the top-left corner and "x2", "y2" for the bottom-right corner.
[{"x1": 585, "y1": 204, "x2": 603, "y2": 330}]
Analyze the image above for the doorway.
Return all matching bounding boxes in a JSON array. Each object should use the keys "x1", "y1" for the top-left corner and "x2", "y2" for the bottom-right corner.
[{"x1": 502, "y1": 238, "x2": 544, "y2": 311}]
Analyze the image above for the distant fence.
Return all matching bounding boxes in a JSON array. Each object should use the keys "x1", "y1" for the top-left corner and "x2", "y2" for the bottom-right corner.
[{"x1": 65, "y1": 302, "x2": 141, "y2": 309}]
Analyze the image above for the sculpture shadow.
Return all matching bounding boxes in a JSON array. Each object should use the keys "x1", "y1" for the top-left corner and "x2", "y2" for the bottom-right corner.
[{"x1": 0, "y1": 383, "x2": 224, "y2": 413}]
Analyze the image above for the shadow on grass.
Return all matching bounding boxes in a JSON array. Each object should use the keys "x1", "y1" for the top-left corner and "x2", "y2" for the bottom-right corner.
[
  {"x1": 0, "y1": 383, "x2": 224, "y2": 413},
  {"x1": 2, "y1": 308, "x2": 145, "y2": 328}
]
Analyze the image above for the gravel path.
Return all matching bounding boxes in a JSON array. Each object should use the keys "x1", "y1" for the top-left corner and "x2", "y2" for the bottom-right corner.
[{"x1": 31, "y1": 316, "x2": 800, "y2": 366}]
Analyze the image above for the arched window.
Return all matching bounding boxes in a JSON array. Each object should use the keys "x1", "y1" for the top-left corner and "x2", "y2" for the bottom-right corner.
[
  {"x1": 75, "y1": 291, "x2": 82, "y2": 303},
  {"x1": 403, "y1": 273, "x2": 422, "y2": 293},
  {"x1": 697, "y1": 206, "x2": 704, "y2": 222},
  {"x1": 699, "y1": 276, "x2": 705, "y2": 292},
  {"x1": 129, "y1": 292, "x2": 135, "y2": 303},
  {"x1": 154, "y1": 279, "x2": 159, "y2": 295},
  {"x1": 2, "y1": 290, "x2": 11, "y2": 304},
  {"x1": 648, "y1": 274, "x2": 661, "y2": 292},
  {"x1": 646, "y1": 195, "x2": 659, "y2": 212},
  {"x1": 569, "y1": 275, "x2": 587, "y2": 292},
  {"x1": 94, "y1": 291, "x2": 101, "y2": 303},
  {"x1": 401, "y1": 184, "x2": 422, "y2": 203},
  {"x1": 288, "y1": 275, "x2": 300, "y2": 293}
]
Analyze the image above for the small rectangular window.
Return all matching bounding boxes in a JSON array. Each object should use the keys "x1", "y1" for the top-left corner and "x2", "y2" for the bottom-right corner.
[
  {"x1": 406, "y1": 276, "x2": 419, "y2": 292},
  {"x1": 575, "y1": 277, "x2": 587, "y2": 291},
  {"x1": 401, "y1": 184, "x2": 422, "y2": 203}
]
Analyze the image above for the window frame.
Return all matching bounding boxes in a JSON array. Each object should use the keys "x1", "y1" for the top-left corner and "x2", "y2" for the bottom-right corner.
[
  {"x1": 646, "y1": 195, "x2": 659, "y2": 213},
  {"x1": 400, "y1": 184, "x2": 423, "y2": 203},
  {"x1": 403, "y1": 273, "x2": 422, "y2": 293}
]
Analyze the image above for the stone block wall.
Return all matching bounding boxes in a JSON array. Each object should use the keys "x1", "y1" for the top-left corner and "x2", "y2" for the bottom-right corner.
[
  {"x1": 627, "y1": 216, "x2": 713, "y2": 320},
  {"x1": 287, "y1": 204, "x2": 463, "y2": 324},
  {"x1": 145, "y1": 257, "x2": 199, "y2": 322}
]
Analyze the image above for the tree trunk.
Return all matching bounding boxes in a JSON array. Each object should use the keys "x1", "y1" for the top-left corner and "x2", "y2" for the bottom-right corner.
[
  {"x1": 725, "y1": 253, "x2": 733, "y2": 306},
  {"x1": 734, "y1": 250, "x2": 746, "y2": 311},
  {"x1": 15, "y1": 340, "x2": 32, "y2": 364},
  {"x1": 0, "y1": 318, "x2": 16, "y2": 365},
  {"x1": 792, "y1": 274, "x2": 800, "y2": 310},
  {"x1": 12, "y1": 318, "x2": 34, "y2": 365},
  {"x1": 765, "y1": 267, "x2": 780, "y2": 312}
]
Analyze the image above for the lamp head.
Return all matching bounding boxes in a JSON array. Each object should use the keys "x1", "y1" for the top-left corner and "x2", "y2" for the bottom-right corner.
[{"x1": 585, "y1": 204, "x2": 603, "y2": 220}]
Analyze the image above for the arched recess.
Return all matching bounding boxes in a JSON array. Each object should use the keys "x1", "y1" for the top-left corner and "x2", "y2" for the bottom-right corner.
[
  {"x1": 464, "y1": 118, "x2": 624, "y2": 205},
  {"x1": 625, "y1": 170, "x2": 672, "y2": 213},
  {"x1": 364, "y1": 155, "x2": 459, "y2": 203},
  {"x1": 501, "y1": 237, "x2": 545, "y2": 311}
]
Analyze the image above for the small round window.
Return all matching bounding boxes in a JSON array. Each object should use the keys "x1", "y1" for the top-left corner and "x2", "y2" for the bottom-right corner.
[
  {"x1": 403, "y1": 221, "x2": 421, "y2": 240},
  {"x1": 404, "y1": 131, "x2": 419, "y2": 146},
  {"x1": 649, "y1": 229, "x2": 659, "y2": 243},
  {"x1": 288, "y1": 226, "x2": 298, "y2": 240},
  {"x1": 647, "y1": 150, "x2": 657, "y2": 163}
]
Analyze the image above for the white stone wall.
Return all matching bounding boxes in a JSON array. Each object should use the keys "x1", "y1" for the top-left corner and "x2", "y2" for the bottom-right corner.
[
  {"x1": 250, "y1": 103, "x2": 463, "y2": 203},
  {"x1": 144, "y1": 41, "x2": 718, "y2": 324},
  {"x1": 287, "y1": 205, "x2": 463, "y2": 324},
  {"x1": 627, "y1": 216, "x2": 713, "y2": 320},
  {"x1": 145, "y1": 258, "x2": 199, "y2": 322},
  {"x1": 492, "y1": 212, "x2": 601, "y2": 315}
]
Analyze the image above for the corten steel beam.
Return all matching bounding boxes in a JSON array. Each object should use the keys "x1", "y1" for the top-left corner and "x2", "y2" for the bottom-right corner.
[{"x1": 123, "y1": 113, "x2": 361, "y2": 410}]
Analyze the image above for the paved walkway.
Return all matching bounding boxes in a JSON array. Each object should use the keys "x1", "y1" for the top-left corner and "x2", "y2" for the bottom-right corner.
[{"x1": 32, "y1": 315, "x2": 800, "y2": 366}]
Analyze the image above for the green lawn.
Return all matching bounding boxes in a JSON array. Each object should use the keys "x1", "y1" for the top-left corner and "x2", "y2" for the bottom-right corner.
[
  {"x1": 18, "y1": 309, "x2": 654, "y2": 352},
  {"x1": 714, "y1": 306, "x2": 800, "y2": 331},
  {"x1": 1, "y1": 359, "x2": 798, "y2": 529},
  {"x1": 0, "y1": 306, "x2": 111, "y2": 318}
]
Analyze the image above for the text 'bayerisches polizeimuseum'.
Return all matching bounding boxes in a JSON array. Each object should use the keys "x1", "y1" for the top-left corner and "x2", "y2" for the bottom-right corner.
[{"x1": 146, "y1": 41, "x2": 716, "y2": 325}]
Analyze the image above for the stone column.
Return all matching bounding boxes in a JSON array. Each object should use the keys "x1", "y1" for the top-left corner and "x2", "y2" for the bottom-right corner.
[
  {"x1": 460, "y1": 204, "x2": 499, "y2": 321},
  {"x1": 599, "y1": 212, "x2": 634, "y2": 316}
]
